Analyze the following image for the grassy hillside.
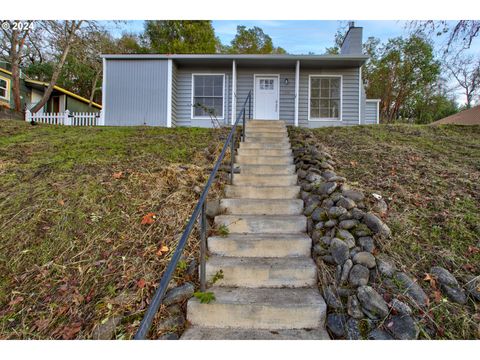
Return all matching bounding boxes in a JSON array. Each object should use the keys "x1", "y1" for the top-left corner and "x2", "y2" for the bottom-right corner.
[
  {"x1": 299, "y1": 124, "x2": 480, "y2": 339},
  {"x1": 0, "y1": 120, "x2": 227, "y2": 339}
]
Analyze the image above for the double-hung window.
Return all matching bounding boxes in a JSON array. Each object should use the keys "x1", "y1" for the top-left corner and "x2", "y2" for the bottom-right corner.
[
  {"x1": 0, "y1": 76, "x2": 9, "y2": 101},
  {"x1": 309, "y1": 76, "x2": 341, "y2": 120},
  {"x1": 192, "y1": 74, "x2": 225, "y2": 119}
]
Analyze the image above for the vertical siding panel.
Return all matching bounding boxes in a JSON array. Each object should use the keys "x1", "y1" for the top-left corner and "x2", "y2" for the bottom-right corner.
[{"x1": 105, "y1": 59, "x2": 168, "y2": 126}]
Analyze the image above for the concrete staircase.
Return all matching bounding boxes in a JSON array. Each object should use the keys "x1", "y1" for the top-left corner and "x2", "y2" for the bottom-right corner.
[{"x1": 182, "y1": 120, "x2": 328, "y2": 340}]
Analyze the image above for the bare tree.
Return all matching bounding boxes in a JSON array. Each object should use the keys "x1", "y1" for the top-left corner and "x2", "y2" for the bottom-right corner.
[
  {"x1": 29, "y1": 21, "x2": 85, "y2": 113},
  {"x1": 1, "y1": 21, "x2": 32, "y2": 111},
  {"x1": 409, "y1": 21, "x2": 480, "y2": 54},
  {"x1": 445, "y1": 54, "x2": 480, "y2": 108}
]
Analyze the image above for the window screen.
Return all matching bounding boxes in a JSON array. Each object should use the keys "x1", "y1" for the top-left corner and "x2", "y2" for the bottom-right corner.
[
  {"x1": 310, "y1": 77, "x2": 340, "y2": 119},
  {"x1": 193, "y1": 75, "x2": 224, "y2": 118}
]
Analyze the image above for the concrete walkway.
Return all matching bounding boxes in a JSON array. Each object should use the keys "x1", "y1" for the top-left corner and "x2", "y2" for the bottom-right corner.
[{"x1": 182, "y1": 120, "x2": 328, "y2": 340}]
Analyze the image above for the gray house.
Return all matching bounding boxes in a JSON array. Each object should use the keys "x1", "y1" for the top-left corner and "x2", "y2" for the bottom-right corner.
[{"x1": 101, "y1": 25, "x2": 380, "y2": 127}]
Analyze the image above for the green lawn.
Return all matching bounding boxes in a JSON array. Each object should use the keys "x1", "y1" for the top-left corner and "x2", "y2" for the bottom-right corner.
[
  {"x1": 291, "y1": 124, "x2": 480, "y2": 339},
  {"x1": 0, "y1": 120, "x2": 227, "y2": 339}
]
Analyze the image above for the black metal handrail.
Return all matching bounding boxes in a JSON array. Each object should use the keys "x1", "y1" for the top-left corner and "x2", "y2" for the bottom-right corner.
[{"x1": 134, "y1": 91, "x2": 252, "y2": 340}]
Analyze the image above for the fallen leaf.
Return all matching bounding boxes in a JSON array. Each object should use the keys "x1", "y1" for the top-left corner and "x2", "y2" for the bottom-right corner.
[
  {"x1": 85, "y1": 288, "x2": 95, "y2": 303},
  {"x1": 141, "y1": 212, "x2": 156, "y2": 225},
  {"x1": 58, "y1": 199, "x2": 65, "y2": 206},
  {"x1": 112, "y1": 171, "x2": 123, "y2": 179},
  {"x1": 468, "y1": 246, "x2": 480, "y2": 254},
  {"x1": 137, "y1": 278, "x2": 146, "y2": 289},
  {"x1": 462, "y1": 263, "x2": 475, "y2": 272},
  {"x1": 8, "y1": 296, "x2": 24, "y2": 306},
  {"x1": 433, "y1": 289, "x2": 442, "y2": 303},
  {"x1": 156, "y1": 245, "x2": 169, "y2": 256},
  {"x1": 350, "y1": 160, "x2": 358, "y2": 167},
  {"x1": 34, "y1": 318, "x2": 50, "y2": 332},
  {"x1": 424, "y1": 273, "x2": 437, "y2": 289},
  {"x1": 62, "y1": 322, "x2": 82, "y2": 339}
]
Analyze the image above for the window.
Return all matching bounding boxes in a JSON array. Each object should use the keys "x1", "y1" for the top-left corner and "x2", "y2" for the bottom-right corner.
[
  {"x1": 260, "y1": 79, "x2": 274, "y2": 90},
  {"x1": 192, "y1": 74, "x2": 224, "y2": 119},
  {"x1": 0, "y1": 76, "x2": 9, "y2": 101},
  {"x1": 309, "y1": 76, "x2": 341, "y2": 120}
]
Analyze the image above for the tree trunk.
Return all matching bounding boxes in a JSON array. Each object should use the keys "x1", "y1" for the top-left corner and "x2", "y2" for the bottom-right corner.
[
  {"x1": 9, "y1": 26, "x2": 29, "y2": 112},
  {"x1": 466, "y1": 89, "x2": 472, "y2": 108},
  {"x1": 88, "y1": 70, "x2": 101, "y2": 107},
  {"x1": 30, "y1": 21, "x2": 82, "y2": 114}
]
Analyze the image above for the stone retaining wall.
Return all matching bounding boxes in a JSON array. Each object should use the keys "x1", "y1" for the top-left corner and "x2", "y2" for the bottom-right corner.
[{"x1": 288, "y1": 128, "x2": 480, "y2": 340}]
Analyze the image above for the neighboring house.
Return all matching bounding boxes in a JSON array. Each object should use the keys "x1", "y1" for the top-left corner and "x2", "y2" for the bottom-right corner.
[
  {"x1": 101, "y1": 24, "x2": 380, "y2": 127},
  {"x1": 431, "y1": 105, "x2": 480, "y2": 126},
  {"x1": 0, "y1": 67, "x2": 101, "y2": 114}
]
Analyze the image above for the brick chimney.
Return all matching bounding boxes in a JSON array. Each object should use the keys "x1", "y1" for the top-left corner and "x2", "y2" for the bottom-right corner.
[{"x1": 340, "y1": 22, "x2": 363, "y2": 55}]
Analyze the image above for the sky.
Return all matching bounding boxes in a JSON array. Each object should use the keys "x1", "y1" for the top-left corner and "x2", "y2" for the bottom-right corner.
[
  {"x1": 105, "y1": 20, "x2": 480, "y2": 104},
  {"x1": 107, "y1": 20, "x2": 480, "y2": 56}
]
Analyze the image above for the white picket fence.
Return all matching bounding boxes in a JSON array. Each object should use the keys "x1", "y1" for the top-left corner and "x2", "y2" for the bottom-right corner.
[{"x1": 25, "y1": 110, "x2": 103, "y2": 126}]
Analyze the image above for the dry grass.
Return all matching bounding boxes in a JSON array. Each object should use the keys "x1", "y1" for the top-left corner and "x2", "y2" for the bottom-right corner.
[
  {"x1": 290, "y1": 124, "x2": 480, "y2": 339},
  {"x1": 0, "y1": 120, "x2": 228, "y2": 339}
]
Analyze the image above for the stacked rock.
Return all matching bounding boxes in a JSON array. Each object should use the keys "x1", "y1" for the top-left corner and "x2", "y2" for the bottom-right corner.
[{"x1": 289, "y1": 132, "x2": 424, "y2": 340}]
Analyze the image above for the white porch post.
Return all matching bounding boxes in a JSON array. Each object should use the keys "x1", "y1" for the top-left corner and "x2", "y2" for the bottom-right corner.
[
  {"x1": 25, "y1": 109, "x2": 31, "y2": 122},
  {"x1": 166, "y1": 59, "x2": 173, "y2": 127},
  {"x1": 231, "y1": 60, "x2": 237, "y2": 125},
  {"x1": 358, "y1": 66, "x2": 362, "y2": 124},
  {"x1": 294, "y1": 60, "x2": 300, "y2": 127}
]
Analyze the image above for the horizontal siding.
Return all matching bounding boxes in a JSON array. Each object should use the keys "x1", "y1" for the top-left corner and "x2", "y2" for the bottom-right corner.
[
  {"x1": 299, "y1": 67, "x2": 360, "y2": 128},
  {"x1": 236, "y1": 68, "x2": 296, "y2": 125},
  {"x1": 105, "y1": 59, "x2": 168, "y2": 126},
  {"x1": 365, "y1": 101, "x2": 378, "y2": 124},
  {"x1": 172, "y1": 62, "x2": 178, "y2": 127},
  {"x1": 66, "y1": 96, "x2": 100, "y2": 113},
  {"x1": 176, "y1": 66, "x2": 232, "y2": 128}
]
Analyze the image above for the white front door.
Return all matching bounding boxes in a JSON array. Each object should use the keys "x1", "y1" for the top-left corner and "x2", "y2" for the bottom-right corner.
[{"x1": 254, "y1": 75, "x2": 279, "y2": 120}]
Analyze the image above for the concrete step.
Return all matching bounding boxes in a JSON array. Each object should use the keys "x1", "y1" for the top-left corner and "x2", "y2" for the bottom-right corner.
[
  {"x1": 244, "y1": 131, "x2": 286, "y2": 139},
  {"x1": 232, "y1": 174, "x2": 297, "y2": 186},
  {"x1": 225, "y1": 185, "x2": 300, "y2": 199},
  {"x1": 236, "y1": 164, "x2": 296, "y2": 175},
  {"x1": 214, "y1": 215, "x2": 306, "y2": 233},
  {"x1": 239, "y1": 142, "x2": 291, "y2": 150},
  {"x1": 245, "y1": 127, "x2": 287, "y2": 134},
  {"x1": 205, "y1": 256, "x2": 317, "y2": 288},
  {"x1": 208, "y1": 233, "x2": 311, "y2": 257},
  {"x1": 186, "y1": 287, "x2": 326, "y2": 330},
  {"x1": 237, "y1": 148, "x2": 292, "y2": 157},
  {"x1": 245, "y1": 137, "x2": 290, "y2": 144},
  {"x1": 220, "y1": 198, "x2": 303, "y2": 215},
  {"x1": 248, "y1": 120, "x2": 286, "y2": 127},
  {"x1": 181, "y1": 327, "x2": 330, "y2": 340},
  {"x1": 236, "y1": 155, "x2": 293, "y2": 165}
]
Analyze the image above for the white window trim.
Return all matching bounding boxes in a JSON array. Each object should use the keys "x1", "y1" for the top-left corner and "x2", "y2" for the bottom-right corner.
[
  {"x1": 191, "y1": 73, "x2": 226, "y2": 120},
  {"x1": 0, "y1": 75, "x2": 10, "y2": 101},
  {"x1": 253, "y1": 74, "x2": 280, "y2": 120},
  {"x1": 308, "y1": 74, "x2": 343, "y2": 122}
]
